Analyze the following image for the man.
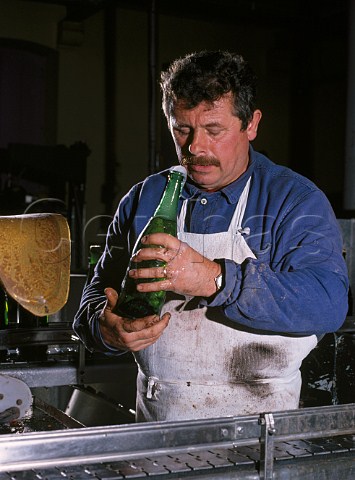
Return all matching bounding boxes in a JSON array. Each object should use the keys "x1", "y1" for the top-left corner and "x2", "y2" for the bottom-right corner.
[{"x1": 74, "y1": 50, "x2": 349, "y2": 422}]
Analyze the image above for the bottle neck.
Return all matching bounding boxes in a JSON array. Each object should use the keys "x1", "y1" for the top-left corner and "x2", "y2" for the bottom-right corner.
[
  {"x1": 89, "y1": 245, "x2": 102, "y2": 266},
  {"x1": 153, "y1": 171, "x2": 184, "y2": 220}
]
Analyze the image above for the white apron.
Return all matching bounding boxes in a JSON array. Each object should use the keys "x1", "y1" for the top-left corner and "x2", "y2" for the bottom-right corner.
[{"x1": 134, "y1": 178, "x2": 317, "y2": 422}]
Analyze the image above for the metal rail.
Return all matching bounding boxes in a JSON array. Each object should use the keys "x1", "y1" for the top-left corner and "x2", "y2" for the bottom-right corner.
[{"x1": 0, "y1": 403, "x2": 354, "y2": 478}]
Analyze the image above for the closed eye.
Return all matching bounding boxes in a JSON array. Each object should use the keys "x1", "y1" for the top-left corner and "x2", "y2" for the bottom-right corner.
[
  {"x1": 173, "y1": 126, "x2": 190, "y2": 136},
  {"x1": 207, "y1": 128, "x2": 223, "y2": 136}
]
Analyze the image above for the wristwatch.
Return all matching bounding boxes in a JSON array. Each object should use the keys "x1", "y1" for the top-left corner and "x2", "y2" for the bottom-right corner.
[{"x1": 214, "y1": 272, "x2": 223, "y2": 292}]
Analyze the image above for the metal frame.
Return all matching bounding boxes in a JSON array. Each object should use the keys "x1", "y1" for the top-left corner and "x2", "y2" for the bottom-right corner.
[
  {"x1": 0, "y1": 326, "x2": 137, "y2": 387},
  {"x1": 0, "y1": 403, "x2": 354, "y2": 478},
  {"x1": 259, "y1": 413, "x2": 276, "y2": 479}
]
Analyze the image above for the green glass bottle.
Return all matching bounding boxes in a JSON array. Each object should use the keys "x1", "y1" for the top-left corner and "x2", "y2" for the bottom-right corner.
[
  {"x1": 86, "y1": 244, "x2": 103, "y2": 286},
  {"x1": 113, "y1": 166, "x2": 186, "y2": 319},
  {"x1": 0, "y1": 287, "x2": 9, "y2": 329},
  {"x1": 0, "y1": 288, "x2": 9, "y2": 362}
]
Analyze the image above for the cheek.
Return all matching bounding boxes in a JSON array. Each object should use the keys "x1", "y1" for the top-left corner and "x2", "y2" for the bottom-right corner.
[
  {"x1": 171, "y1": 133, "x2": 182, "y2": 147},
  {"x1": 226, "y1": 135, "x2": 248, "y2": 157},
  {"x1": 213, "y1": 138, "x2": 237, "y2": 158},
  {"x1": 172, "y1": 139, "x2": 183, "y2": 156},
  {"x1": 171, "y1": 135, "x2": 179, "y2": 147},
  {"x1": 174, "y1": 135, "x2": 191, "y2": 154}
]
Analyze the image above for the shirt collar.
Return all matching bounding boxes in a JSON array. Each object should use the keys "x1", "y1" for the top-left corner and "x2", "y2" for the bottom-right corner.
[{"x1": 182, "y1": 146, "x2": 256, "y2": 204}]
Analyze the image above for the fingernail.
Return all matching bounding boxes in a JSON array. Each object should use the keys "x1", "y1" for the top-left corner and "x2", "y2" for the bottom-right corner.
[{"x1": 141, "y1": 235, "x2": 147, "y2": 243}]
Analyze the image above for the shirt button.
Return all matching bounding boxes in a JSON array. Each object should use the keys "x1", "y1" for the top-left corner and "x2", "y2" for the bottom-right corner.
[{"x1": 200, "y1": 198, "x2": 208, "y2": 205}]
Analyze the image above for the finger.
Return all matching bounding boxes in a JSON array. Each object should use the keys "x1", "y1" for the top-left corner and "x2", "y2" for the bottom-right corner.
[
  {"x1": 135, "y1": 278, "x2": 172, "y2": 292},
  {"x1": 122, "y1": 317, "x2": 170, "y2": 345},
  {"x1": 141, "y1": 233, "x2": 179, "y2": 249},
  {"x1": 126, "y1": 333, "x2": 163, "y2": 352},
  {"x1": 122, "y1": 312, "x2": 170, "y2": 333},
  {"x1": 102, "y1": 313, "x2": 170, "y2": 352},
  {"x1": 128, "y1": 327, "x2": 170, "y2": 351},
  {"x1": 132, "y1": 246, "x2": 175, "y2": 263},
  {"x1": 119, "y1": 313, "x2": 170, "y2": 351},
  {"x1": 129, "y1": 265, "x2": 166, "y2": 280},
  {"x1": 128, "y1": 332, "x2": 165, "y2": 351}
]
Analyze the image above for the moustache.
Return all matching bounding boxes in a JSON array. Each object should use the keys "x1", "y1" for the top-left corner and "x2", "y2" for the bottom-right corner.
[{"x1": 181, "y1": 156, "x2": 220, "y2": 167}]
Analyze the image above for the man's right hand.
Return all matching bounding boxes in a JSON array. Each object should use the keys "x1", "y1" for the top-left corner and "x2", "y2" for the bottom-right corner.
[{"x1": 98, "y1": 287, "x2": 170, "y2": 352}]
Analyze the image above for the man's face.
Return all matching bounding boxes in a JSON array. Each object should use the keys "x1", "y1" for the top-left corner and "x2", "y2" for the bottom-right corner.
[{"x1": 169, "y1": 93, "x2": 261, "y2": 191}]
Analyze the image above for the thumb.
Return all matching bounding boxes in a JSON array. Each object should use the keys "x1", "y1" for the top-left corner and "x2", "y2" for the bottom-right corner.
[{"x1": 104, "y1": 287, "x2": 119, "y2": 311}]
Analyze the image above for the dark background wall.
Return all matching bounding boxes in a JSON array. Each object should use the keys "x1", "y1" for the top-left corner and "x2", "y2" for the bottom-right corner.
[{"x1": 0, "y1": 0, "x2": 350, "y2": 270}]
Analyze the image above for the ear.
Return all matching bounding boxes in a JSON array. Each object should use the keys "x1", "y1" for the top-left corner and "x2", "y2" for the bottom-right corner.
[{"x1": 246, "y1": 109, "x2": 262, "y2": 141}]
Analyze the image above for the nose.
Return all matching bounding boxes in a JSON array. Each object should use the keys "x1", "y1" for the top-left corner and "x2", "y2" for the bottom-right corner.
[{"x1": 188, "y1": 130, "x2": 206, "y2": 156}]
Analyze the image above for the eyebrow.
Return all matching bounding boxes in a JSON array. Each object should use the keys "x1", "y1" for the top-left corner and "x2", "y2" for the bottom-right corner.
[{"x1": 205, "y1": 122, "x2": 223, "y2": 128}]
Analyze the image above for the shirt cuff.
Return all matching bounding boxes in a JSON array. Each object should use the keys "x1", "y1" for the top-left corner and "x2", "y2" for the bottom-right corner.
[{"x1": 199, "y1": 258, "x2": 243, "y2": 308}]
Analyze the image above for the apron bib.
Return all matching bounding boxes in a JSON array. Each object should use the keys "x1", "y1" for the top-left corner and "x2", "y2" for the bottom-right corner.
[{"x1": 134, "y1": 178, "x2": 317, "y2": 421}]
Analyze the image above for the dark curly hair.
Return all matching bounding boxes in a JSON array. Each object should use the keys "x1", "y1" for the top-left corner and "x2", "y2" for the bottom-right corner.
[{"x1": 160, "y1": 50, "x2": 257, "y2": 131}]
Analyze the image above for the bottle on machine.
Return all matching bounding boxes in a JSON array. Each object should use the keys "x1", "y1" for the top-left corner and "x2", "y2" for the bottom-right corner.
[{"x1": 86, "y1": 244, "x2": 103, "y2": 286}]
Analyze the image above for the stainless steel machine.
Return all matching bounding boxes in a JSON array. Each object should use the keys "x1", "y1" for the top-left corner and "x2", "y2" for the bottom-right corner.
[{"x1": 0, "y1": 403, "x2": 354, "y2": 479}]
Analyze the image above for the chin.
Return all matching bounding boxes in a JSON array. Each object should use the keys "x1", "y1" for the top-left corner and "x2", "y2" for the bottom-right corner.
[{"x1": 193, "y1": 179, "x2": 219, "y2": 191}]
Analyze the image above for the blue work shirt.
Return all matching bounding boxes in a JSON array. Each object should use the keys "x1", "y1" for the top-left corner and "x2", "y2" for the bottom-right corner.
[{"x1": 73, "y1": 148, "x2": 349, "y2": 352}]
